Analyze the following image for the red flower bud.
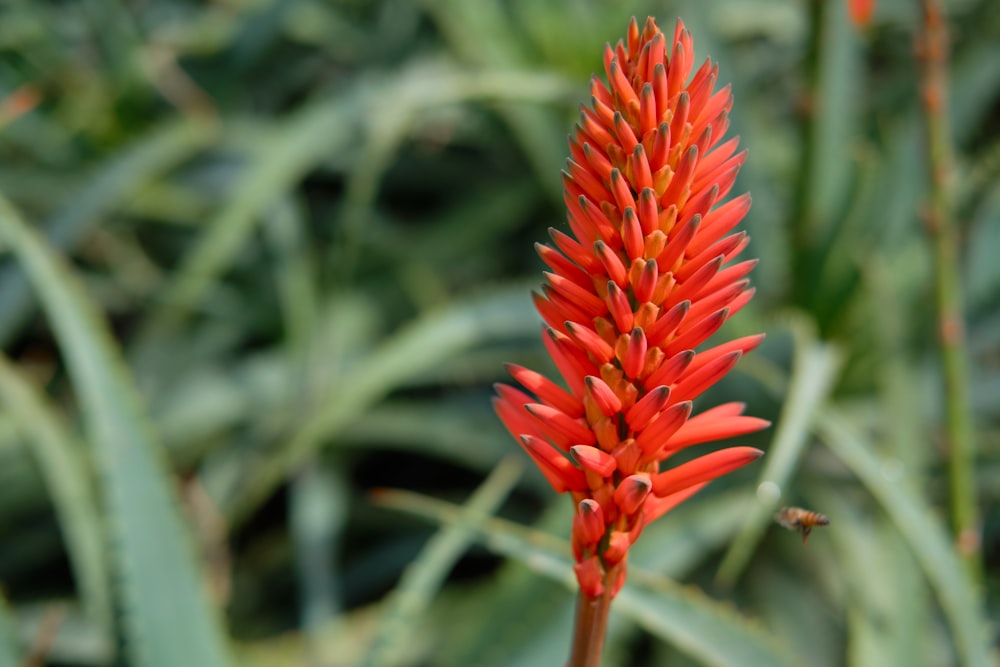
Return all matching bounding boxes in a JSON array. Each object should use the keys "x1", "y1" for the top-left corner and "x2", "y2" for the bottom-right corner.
[
  {"x1": 574, "y1": 556, "x2": 605, "y2": 597},
  {"x1": 614, "y1": 474, "x2": 653, "y2": 516},
  {"x1": 652, "y1": 446, "x2": 763, "y2": 497},
  {"x1": 570, "y1": 445, "x2": 617, "y2": 478},
  {"x1": 573, "y1": 499, "x2": 606, "y2": 548},
  {"x1": 604, "y1": 531, "x2": 631, "y2": 566}
]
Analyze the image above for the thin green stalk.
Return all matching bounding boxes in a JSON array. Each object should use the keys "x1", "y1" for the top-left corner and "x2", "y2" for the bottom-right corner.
[
  {"x1": 788, "y1": 0, "x2": 826, "y2": 309},
  {"x1": 917, "y1": 0, "x2": 980, "y2": 575}
]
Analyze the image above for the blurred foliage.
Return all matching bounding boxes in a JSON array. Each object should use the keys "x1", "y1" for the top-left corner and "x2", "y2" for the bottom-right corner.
[{"x1": 0, "y1": 0, "x2": 997, "y2": 665}]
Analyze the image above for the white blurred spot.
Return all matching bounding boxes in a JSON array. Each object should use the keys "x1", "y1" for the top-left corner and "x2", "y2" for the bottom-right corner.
[{"x1": 756, "y1": 481, "x2": 781, "y2": 505}]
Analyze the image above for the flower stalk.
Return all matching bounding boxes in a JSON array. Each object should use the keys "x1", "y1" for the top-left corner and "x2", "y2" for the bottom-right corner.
[
  {"x1": 495, "y1": 17, "x2": 766, "y2": 664},
  {"x1": 916, "y1": 0, "x2": 980, "y2": 575},
  {"x1": 568, "y1": 563, "x2": 619, "y2": 667}
]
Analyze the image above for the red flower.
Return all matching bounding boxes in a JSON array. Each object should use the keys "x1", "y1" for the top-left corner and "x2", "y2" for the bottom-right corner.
[
  {"x1": 494, "y1": 17, "x2": 767, "y2": 597},
  {"x1": 848, "y1": 0, "x2": 876, "y2": 28}
]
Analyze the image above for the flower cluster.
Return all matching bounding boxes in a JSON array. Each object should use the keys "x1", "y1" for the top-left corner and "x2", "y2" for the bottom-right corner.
[{"x1": 494, "y1": 17, "x2": 768, "y2": 597}]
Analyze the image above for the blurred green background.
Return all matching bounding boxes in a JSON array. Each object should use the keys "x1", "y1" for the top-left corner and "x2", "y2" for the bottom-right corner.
[{"x1": 0, "y1": 0, "x2": 997, "y2": 665}]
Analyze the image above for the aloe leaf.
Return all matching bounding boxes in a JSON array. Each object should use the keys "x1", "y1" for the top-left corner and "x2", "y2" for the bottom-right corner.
[
  {"x1": 362, "y1": 456, "x2": 523, "y2": 667},
  {"x1": 0, "y1": 119, "x2": 214, "y2": 345},
  {"x1": 816, "y1": 411, "x2": 994, "y2": 667},
  {"x1": 13, "y1": 603, "x2": 112, "y2": 666},
  {"x1": 142, "y1": 89, "x2": 369, "y2": 334},
  {"x1": 746, "y1": 560, "x2": 839, "y2": 667},
  {"x1": 439, "y1": 579, "x2": 573, "y2": 667},
  {"x1": 421, "y1": 0, "x2": 567, "y2": 201},
  {"x1": 0, "y1": 594, "x2": 19, "y2": 667},
  {"x1": 810, "y1": 486, "x2": 930, "y2": 667},
  {"x1": 224, "y1": 284, "x2": 538, "y2": 523},
  {"x1": 615, "y1": 572, "x2": 799, "y2": 667},
  {"x1": 289, "y1": 461, "x2": 347, "y2": 637},
  {"x1": 629, "y1": 490, "x2": 764, "y2": 578},
  {"x1": 434, "y1": 502, "x2": 576, "y2": 667},
  {"x1": 379, "y1": 487, "x2": 798, "y2": 667},
  {"x1": 717, "y1": 324, "x2": 842, "y2": 585},
  {"x1": 145, "y1": 63, "x2": 571, "y2": 334},
  {"x1": 0, "y1": 197, "x2": 234, "y2": 667},
  {"x1": 0, "y1": 354, "x2": 112, "y2": 641}
]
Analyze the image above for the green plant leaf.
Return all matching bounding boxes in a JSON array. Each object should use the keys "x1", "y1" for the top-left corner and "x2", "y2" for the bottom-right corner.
[
  {"x1": 0, "y1": 196, "x2": 234, "y2": 667},
  {"x1": 0, "y1": 593, "x2": 19, "y2": 667},
  {"x1": 0, "y1": 119, "x2": 215, "y2": 346},
  {"x1": 422, "y1": 0, "x2": 568, "y2": 201},
  {"x1": 363, "y1": 456, "x2": 523, "y2": 667},
  {"x1": 0, "y1": 354, "x2": 112, "y2": 643},
  {"x1": 811, "y1": 485, "x2": 931, "y2": 667},
  {"x1": 816, "y1": 410, "x2": 994, "y2": 667},
  {"x1": 223, "y1": 284, "x2": 538, "y2": 524},
  {"x1": 615, "y1": 572, "x2": 799, "y2": 667},
  {"x1": 717, "y1": 322, "x2": 843, "y2": 585},
  {"x1": 143, "y1": 61, "x2": 573, "y2": 334},
  {"x1": 746, "y1": 559, "x2": 840, "y2": 667},
  {"x1": 433, "y1": 502, "x2": 576, "y2": 667},
  {"x1": 289, "y1": 461, "x2": 348, "y2": 638},
  {"x1": 13, "y1": 603, "x2": 112, "y2": 666},
  {"x1": 630, "y1": 490, "x2": 771, "y2": 579},
  {"x1": 378, "y1": 487, "x2": 798, "y2": 667}
]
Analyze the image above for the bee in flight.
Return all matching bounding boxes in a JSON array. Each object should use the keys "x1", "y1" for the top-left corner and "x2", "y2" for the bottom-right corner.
[{"x1": 775, "y1": 506, "x2": 829, "y2": 544}]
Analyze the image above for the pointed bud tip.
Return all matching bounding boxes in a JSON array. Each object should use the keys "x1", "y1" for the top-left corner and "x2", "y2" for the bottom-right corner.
[
  {"x1": 571, "y1": 444, "x2": 618, "y2": 477},
  {"x1": 579, "y1": 498, "x2": 601, "y2": 514}
]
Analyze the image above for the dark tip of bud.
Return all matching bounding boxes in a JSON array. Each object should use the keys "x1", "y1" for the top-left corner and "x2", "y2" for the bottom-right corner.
[{"x1": 627, "y1": 475, "x2": 652, "y2": 492}]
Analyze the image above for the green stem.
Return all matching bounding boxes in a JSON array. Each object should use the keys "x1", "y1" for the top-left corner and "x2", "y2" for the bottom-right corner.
[
  {"x1": 917, "y1": 0, "x2": 980, "y2": 577},
  {"x1": 788, "y1": 0, "x2": 826, "y2": 309},
  {"x1": 567, "y1": 563, "x2": 619, "y2": 667}
]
